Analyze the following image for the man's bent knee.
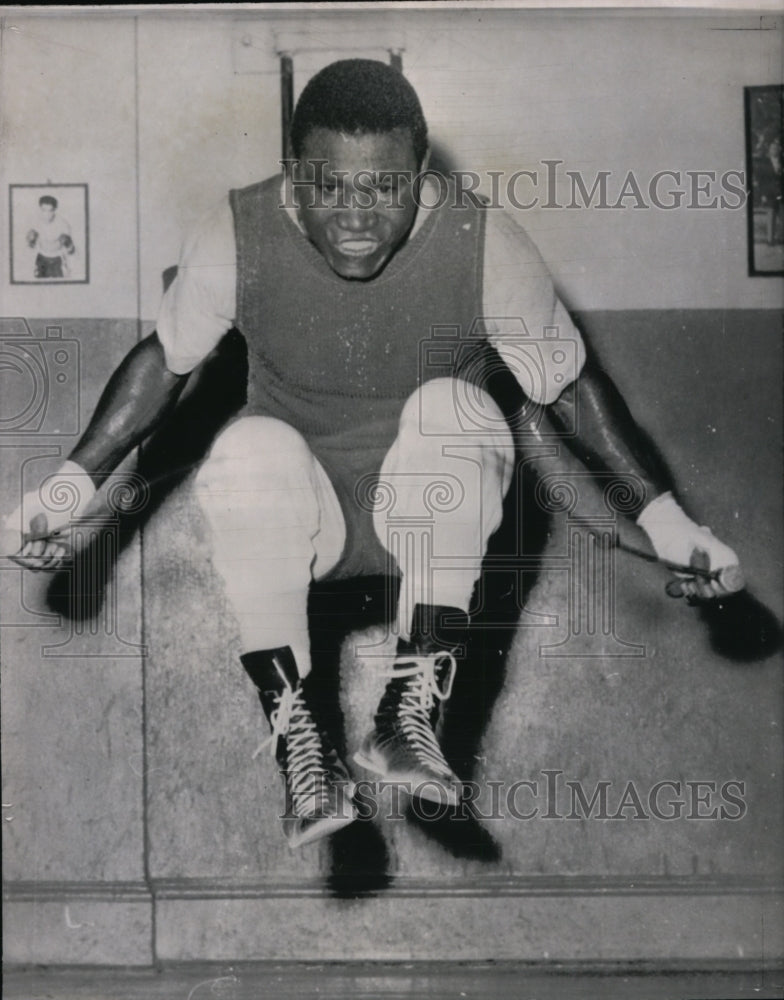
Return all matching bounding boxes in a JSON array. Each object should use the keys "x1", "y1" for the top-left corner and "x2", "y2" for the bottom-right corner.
[
  {"x1": 404, "y1": 377, "x2": 512, "y2": 445},
  {"x1": 196, "y1": 417, "x2": 315, "y2": 498},
  {"x1": 208, "y1": 416, "x2": 309, "y2": 463}
]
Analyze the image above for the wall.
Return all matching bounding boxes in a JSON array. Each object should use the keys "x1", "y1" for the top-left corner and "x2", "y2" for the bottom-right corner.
[
  {"x1": 1, "y1": 8, "x2": 782, "y2": 967},
  {"x1": 2, "y1": 10, "x2": 783, "y2": 320},
  {"x1": 0, "y1": 17, "x2": 138, "y2": 318},
  {"x1": 132, "y1": 9, "x2": 784, "y2": 314},
  {"x1": 402, "y1": 9, "x2": 784, "y2": 310}
]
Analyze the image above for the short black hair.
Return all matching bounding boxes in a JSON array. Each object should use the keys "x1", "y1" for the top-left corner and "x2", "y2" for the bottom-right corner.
[
  {"x1": 39, "y1": 195, "x2": 58, "y2": 209},
  {"x1": 290, "y1": 59, "x2": 428, "y2": 166}
]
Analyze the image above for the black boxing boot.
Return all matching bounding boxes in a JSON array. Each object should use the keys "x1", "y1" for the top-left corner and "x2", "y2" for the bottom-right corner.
[
  {"x1": 241, "y1": 647, "x2": 357, "y2": 849},
  {"x1": 353, "y1": 605, "x2": 468, "y2": 806}
]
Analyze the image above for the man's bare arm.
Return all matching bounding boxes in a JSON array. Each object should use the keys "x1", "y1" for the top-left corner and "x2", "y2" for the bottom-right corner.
[
  {"x1": 3, "y1": 332, "x2": 188, "y2": 567},
  {"x1": 545, "y1": 355, "x2": 742, "y2": 598},
  {"x1": 70, "y1": 331, "x2": 188, "y2": 483},
  {"x1": 547, "y1": 356, "x2": 672, "y2": 513}
]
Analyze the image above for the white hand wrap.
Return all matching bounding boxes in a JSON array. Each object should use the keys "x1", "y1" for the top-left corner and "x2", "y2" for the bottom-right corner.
[
  {"x1": 3, "y1": 460, "x2": 96, "y2": 551},
  {"x1": 636, "y1": 491, "x2": 739, "y2": 575}
]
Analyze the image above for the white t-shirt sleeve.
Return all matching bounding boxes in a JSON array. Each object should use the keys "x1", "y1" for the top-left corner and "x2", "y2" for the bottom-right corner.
[
  {"x1": 157, "y1": 197, "x2": 238, "y2": 375},
  {"x1": 482, "y1": 209, "x2": 586, "y2": 405}
]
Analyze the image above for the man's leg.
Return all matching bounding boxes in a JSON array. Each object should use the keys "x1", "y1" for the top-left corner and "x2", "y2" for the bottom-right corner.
[
  {"x1": 195, "y1": 416, "x2": 345, "y2": 674},
  {"x1": 195, "y1": 416, "x2": 354, "y2": 848},
  {"x1": 356, "y1": 378, "x2": 515, "y2": 803}
]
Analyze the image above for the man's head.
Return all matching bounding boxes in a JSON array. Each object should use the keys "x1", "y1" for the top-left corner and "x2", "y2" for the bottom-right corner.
[
  {"x1": 290, "y1": 59, "x2": 428, "y2": 167},
  {"x1": 39, "y1": 195, "x2": 57, "y2": 221},
  {"x1": 289, "y1": 59, "x2": 429, "y2": 280}
]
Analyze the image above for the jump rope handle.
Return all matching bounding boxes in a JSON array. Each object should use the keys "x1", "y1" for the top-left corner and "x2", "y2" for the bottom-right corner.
[{"x1": 665, "y1": 563, "x2": 745, "y2": 599}]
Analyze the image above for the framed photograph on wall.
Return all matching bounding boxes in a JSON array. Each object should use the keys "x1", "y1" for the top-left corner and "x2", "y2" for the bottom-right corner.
[
  {"x1": 8, "y1": 183, "x2": 89, "y2": 285},
  {"x1": 745, "y1": 85, "x2": 784, "y2": 276}
]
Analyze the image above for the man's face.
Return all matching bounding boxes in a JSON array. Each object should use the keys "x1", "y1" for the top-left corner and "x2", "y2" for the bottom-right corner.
[
  {"x1": 293, "y1": 127, "x2": 420, "y2": 280},
  {"x1": 40, "y1": 204, "x2": 55, "y2": 222}
]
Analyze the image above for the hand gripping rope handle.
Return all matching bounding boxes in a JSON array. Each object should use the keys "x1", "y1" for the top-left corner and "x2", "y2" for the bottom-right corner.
[
  {"x1": 662, "y1": 562, "x2": 744, "y2": 598},
  {"x1": 614, "y1": 540, "x2": 744, "y2": 597},
  {"x1": 568, "y1": 517, "x2": 745, "y2": 597},
  {"x1": 2, "y1": 461, "x2": 202, "y2": 564}
]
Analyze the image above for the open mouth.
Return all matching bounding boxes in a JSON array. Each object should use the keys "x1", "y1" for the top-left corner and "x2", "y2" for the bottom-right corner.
[{"x1": 334, "y1": 239, "x2": 380, "y2": 257}]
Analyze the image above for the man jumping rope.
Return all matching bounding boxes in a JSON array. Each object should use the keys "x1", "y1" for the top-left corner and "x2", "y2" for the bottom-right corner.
[{"x1": 4, "y1": 61, "x2": 742, "y2": 849}]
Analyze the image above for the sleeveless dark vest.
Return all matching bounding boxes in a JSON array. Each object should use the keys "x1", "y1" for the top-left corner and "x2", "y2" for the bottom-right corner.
[{"x1": 230, "y1": 175, "x2": 488, "y2": 579}]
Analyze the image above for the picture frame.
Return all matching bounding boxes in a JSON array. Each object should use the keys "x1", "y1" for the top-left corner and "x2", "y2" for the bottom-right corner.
[
  {"x1": 8, "y1": 183, "x2": 90, "y2": 285},
  {"x1": 745, "y1": 85, "x2": 784, "y2": 276}
]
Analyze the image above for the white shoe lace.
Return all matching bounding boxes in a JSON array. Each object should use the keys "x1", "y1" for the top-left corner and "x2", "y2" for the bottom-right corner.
[
  {"x1": 384, "y1": 653, "x2": 457, "y2": 773},
  {"x1": 252, "y1": 683, "x2": 329, "y2": 818}
]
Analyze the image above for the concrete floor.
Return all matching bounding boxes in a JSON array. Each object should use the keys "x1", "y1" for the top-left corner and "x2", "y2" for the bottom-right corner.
[
  {"x1": 3, "y1": 963, "x2": 784, "y2": 1000},
  {"x1": 3, "y1": 312, "x2": 783, "y2": 968}
]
